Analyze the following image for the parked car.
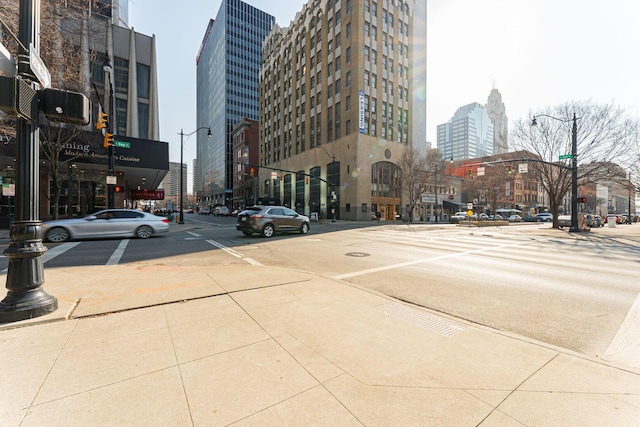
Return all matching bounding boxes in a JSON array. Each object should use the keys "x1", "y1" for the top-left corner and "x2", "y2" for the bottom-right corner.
[
  {"x1": 199, "y1": 207, "x2": 211, "y2": 215},
  {"x1": 214, "y1": 206, "x2": 230, "y2": 216},
  {"x1": 507, "y1": 214, "x2": 522, "y2": 222},
  {"x1": 237, "y1": 205, "x2": 310, "y2": 237},
  {"x1": 522, "y1": 215, "x2": 537, "y2": 222},
  {"x1": 449, "y1": 212, "x2": 469, "y2": 224},
  {"x1": 231, "y1": 209, "x2": 242, "y2": 217},
  {"x1": 42, "y1": 209, "x2": 170, "y2": 243},
  {"x1": 478, "y1": 213, "x2": 489, "y2": 221},
  {"x1": 557, "y1": 215, "x2": 571, "y2": 228},
  {"x1": 604, "y1": 214, "x2": 623, "y2": 224},
  {"x1": 535, "y1": 213, "x2": 553, "y2": 222}
]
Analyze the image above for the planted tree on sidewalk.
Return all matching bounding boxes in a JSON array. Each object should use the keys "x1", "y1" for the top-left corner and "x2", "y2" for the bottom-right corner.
[
  {"x1": 398, "y1": 147, "x2": 429, "y2": 222},
  {"x1": 511, "y1": 101, "x2": 638, "y2": 228}
]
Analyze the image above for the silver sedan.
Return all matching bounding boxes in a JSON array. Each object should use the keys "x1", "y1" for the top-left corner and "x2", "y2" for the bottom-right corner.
[{"x1": 42, "y1": 209, "x2": 170, "y2": 243}]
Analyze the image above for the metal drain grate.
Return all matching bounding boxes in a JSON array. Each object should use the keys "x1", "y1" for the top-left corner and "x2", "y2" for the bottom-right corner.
[{"x1": 373, "y1": 303, "x2": 466, "y2": 337}]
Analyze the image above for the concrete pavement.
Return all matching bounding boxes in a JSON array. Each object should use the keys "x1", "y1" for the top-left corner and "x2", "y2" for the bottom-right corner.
[{"x1": 1, "y1": 222, "x2": 640, "y2": 426}]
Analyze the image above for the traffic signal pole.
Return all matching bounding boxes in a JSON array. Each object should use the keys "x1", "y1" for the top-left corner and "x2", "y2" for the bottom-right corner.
[{"x1": 0, "y1": 0, "x2": 57, "y2": 322}]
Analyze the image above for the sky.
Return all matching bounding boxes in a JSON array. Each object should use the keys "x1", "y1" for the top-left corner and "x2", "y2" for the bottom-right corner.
[
  {"x1": 130, "y1": 0, "x2": 640, "y2": 188},
  {"x1": 426, "y1": 0, "x2": 640, "y2": 145}
]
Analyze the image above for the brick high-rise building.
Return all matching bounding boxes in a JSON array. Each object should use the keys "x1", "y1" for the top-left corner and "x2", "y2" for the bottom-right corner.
[{"x1": 259, "y1": 0, "x2": 425, "y2": 220}]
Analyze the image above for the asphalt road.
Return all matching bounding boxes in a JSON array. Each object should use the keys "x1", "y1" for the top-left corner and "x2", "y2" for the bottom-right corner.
[{"x1": 0, "y1": 216, "x2": 638, "y2": 368}]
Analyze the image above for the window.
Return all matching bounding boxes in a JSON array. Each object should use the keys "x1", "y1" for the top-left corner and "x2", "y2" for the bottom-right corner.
[
  {"x1": 346, "y1": 22, "x2": 351, "y2": 38},
  {"x1": 364, "y1": 46, "x2": 370, "y2": 62},
  {"x1": 364, "y1": 71, "x2": 370, "y2": 86},
  {"x1": 365, "y1": 22, "x2": 370, "y2": 37},
  {"x1": 346, "y1": 71, "x2": 351, "y2": 87},
  {"x1": 371, "y1": 49, "x2": 377, "y2": 65},
  {"x1": 136, "y1": 63, "x2": 150, "y2": 99},
  {"x1": 346, "y1": 47, "x2": 351, "y2": 63},
  {"x1": 346, "y1": 95, "x2": 351, "y2": 110},
  {"x1": 371, "y1": 73, "x2": 377, "y2": 88}
]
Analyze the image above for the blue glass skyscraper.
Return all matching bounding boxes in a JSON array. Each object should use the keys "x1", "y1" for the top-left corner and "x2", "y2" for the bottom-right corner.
[{"x1": 195, "y1": 0, "x2": 275, "y2": 204}]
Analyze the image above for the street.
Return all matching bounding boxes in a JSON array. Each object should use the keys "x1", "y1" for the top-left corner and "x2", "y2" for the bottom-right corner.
[{"x1": 1, "y1": 216, "x2": 639, "y2": 369}]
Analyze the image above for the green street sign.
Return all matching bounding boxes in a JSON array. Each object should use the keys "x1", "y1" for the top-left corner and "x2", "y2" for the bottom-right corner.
[
  {"x1": 559, "y1": 154, "x2": 573, "y2": 160},
  {"x1": 113, "y1": 140, "x2": 130, "y2": 148}
]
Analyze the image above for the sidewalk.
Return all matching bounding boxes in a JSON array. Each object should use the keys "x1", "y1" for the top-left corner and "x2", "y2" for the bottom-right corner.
[{"x1": 1, "y1": 224, "x2": 640, "y2": 426}]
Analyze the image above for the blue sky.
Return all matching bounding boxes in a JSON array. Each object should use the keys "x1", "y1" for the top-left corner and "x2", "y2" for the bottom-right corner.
[
  {"x1": 131, "y1": 0, "x2": 640, "y2": 188},
  {"x1": 130, "y1": 0, "x2": 306, "y2": 188}
]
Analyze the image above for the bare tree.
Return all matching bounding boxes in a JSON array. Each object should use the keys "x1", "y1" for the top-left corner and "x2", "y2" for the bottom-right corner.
[
  {"x1": 1, "y1": 0, "x2": 103, "y2": 219},
  {"x1": 511, "y1": 101, "x2": 637, "y2": 227},
  {"x1": 398, "y1": 147, "x2": 429, "y2": 223}
]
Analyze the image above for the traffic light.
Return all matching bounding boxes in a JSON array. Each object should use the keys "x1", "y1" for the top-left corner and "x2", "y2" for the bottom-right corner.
[
  {"x1": 96, "y1": 112, "x2": 108, "y2": 130},
  {"x1": 103, "y1": 132, "x2": 114, "y2": 148},
  {"x1": 114, "y1": 186, "x2": 123, "y2": 193},
  {"x1": 576, "y1": 197, "x2": 587, "y2": 203},
  {"x1": 507, "y1": 164, "x2": 513, "y2": 174},
  {"x1": 467, "y1": 168, "x2": 472, "y2": 177},
  {"x1": 250, "y1": 167, "x2": 255, "y2": 177},
  {"x1": 305, "y1": 176, "x2": 309, "y2": 184},
  {"x1": 280, "y1": 173, "x2": 284, "y2": 180}
]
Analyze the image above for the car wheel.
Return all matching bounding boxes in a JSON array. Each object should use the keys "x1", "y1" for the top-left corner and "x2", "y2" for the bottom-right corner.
[
  {"x1": 242, "y1": 230, "x2": 253, "y2": 236},
  {"x1": 46, "y1": 227, "x2": 70, "y2": 243},
  {"x1": 262, "y1": 223, "x2": 275, "y2": 238},
  {"x1": 136, "y1": 225, "x2": 154, "y2": 239},
  {"x1": 300, "y1": 222, "x2": 309, "y2": 234}
]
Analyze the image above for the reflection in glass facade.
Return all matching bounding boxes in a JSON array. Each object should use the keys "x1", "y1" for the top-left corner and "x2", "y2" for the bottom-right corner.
[{"x1": 196, "y1": 0, "x2": 274, "y2": 204}]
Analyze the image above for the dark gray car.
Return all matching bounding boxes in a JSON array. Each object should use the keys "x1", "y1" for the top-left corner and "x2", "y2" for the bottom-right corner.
[{"x1": 236, "y1": 206, "x2": 310, "y2": 237}]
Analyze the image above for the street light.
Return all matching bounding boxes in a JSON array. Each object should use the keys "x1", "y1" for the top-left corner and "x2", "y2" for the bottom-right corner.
[
  {"x1": 317, "y1": 146, "x2": 337, "y2": 222},
  {"x1": 531, "y1": 113, "x2": 580, "y2": 232},
  {"x1": 179, "y1": 127, "x2": 211, "y2": 224},
  {"x1": 102, "y1": 56, "x2": 115, "y2": 209}
]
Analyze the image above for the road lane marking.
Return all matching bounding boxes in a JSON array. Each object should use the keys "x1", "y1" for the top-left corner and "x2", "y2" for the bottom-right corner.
[
  {"x1": 332, "y1": 241, "x2": 524, "y2": 280},
  {"x1": 604, "y1": 291, "x2": 640, "y2": 369},
  {"x1": 205, "y1": 239, "x2": 262, "y2": 266},
  {"x1": 187, "y1": 231, "x2": 202, "y2": 237},
  {"x1": 0, "y1": 242, "x2": 80, "y2": 274},
  {"x1": 106, "y1": 239, "x2": 129, "y2": 266}
]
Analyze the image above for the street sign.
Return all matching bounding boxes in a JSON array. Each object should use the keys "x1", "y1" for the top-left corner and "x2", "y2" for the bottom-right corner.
[
  {"x1": 271, "y1": 171, "x2": 278, "y2": 179},
  {"x1": 113, "y1": 141, "x2": 130, "y2": 148},
  {"x1": 29, "y1": 44, "x2": 51, "y2": 89},
  {"x1": 477, "y1": 166, "x2": 485, "y2": 176},
  {"x1": 466, "y1": 210, "x2": 474, "y2": 217},
  {"x1": 2, "y1": 183, "x2": 15, "y2": 196},
  {"x1": 106, "y1": 175, "x2": 117, "y2": 185},
  {"x1": 559, "y1": 154, "x2": 573, "y2": 160},
  {"x1": 519, "y1": 163, "x2": 528, "y2": 173},
  {"x1": 467, "y1": 202, "x2": 473, "y2": 210}
]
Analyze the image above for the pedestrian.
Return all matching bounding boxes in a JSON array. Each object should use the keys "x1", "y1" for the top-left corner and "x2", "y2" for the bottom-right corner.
[{"x1": 376, "y1": 211, "x2": 381, "y2": 223}]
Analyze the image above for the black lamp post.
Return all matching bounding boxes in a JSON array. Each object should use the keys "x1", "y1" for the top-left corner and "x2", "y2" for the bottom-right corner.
[
  {"x1": 0, "y1": 0, "x2": 57, "y2": 322},
  {"x1": 179, "y1": 127, "x2": 211, "y2": 224},
  {"x1": 531, "y1": 113, "x2": 580, "y2": 232}
]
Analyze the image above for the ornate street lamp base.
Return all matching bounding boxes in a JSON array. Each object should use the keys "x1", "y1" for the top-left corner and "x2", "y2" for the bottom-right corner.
[{"x1": 0, "y1": 290, "x2": 58, "y2": 323}]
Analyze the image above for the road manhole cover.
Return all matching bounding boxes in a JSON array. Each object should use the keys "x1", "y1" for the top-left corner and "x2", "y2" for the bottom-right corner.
[{"x1": 346, "y1": 252, "x2": 370, "y2": 257}]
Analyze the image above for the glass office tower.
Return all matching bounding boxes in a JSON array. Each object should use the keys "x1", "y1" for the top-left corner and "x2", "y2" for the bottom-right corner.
[{"x1": 195, "y1": 0, "x2": 275, "y2": 205}]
